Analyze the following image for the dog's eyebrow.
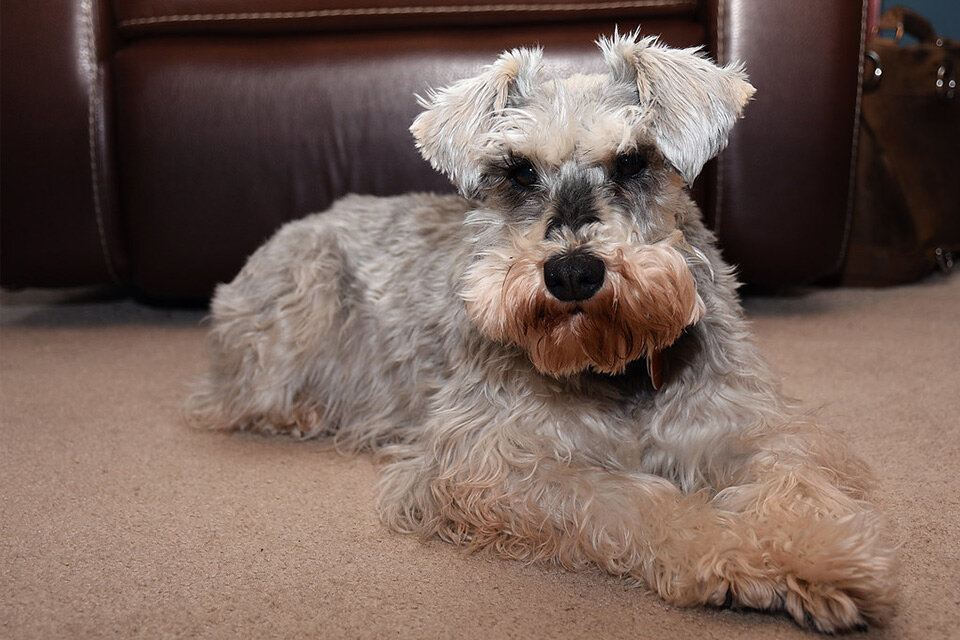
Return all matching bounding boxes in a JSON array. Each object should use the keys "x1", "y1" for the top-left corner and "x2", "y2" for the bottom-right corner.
[{"x1": 501, "y1": 152, "x2": 533, "y2": 168}]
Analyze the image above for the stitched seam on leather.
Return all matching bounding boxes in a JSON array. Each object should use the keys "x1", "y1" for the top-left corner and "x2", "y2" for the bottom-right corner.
[
  {"x1": 712, "y1": 0, "x2": 725, "y2": 233},
  {"x1": 118, "y1": 1, "x2": 696, "y2": 26},
  {"x1": 715, "y1": 0, "x2": 724, "y2": 64},
  {"x1": 836, "y1": 0, "x2": 868, "y2": 275},
  {"x1": 82, "y1": 0, "x2": 120, "y2": 284}
]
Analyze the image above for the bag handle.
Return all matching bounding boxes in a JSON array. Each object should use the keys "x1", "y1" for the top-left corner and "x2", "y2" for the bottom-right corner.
[
  {"x1": 867, "y1": 6, "x2": 956, "y2": 100},
  {"x1": 876, "y1": 6, "x2": 939, "y2": 44}
]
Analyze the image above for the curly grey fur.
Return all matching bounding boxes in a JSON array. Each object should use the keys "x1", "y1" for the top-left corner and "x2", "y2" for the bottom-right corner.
[{"x1": 188, "y1": 30, "x2": 897, "y2": 633}]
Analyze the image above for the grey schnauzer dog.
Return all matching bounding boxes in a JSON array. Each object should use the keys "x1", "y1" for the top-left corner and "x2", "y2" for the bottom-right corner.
[{"x1": 189, "y1": 30, "x2": 897, "y2": 633}]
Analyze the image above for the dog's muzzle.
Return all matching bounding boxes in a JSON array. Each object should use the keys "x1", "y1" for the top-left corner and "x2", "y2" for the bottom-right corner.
[{"x1": 542, "y1": 250, "x2": 605, "y2": 302}]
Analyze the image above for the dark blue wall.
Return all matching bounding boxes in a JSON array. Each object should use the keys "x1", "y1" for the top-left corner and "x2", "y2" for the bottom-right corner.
[{"x1": 881, "y1": 1, "x2": 960, "y2": 39}]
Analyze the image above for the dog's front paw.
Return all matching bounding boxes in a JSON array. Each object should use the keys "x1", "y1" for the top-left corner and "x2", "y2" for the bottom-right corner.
[
  {"x1": 685, "y1": 507, "x2": 897, "y2": 633},
  {"x1": 703, "y1": 562, "x2": 892, "y2": 634},
  {"x1": 721, "y1": 512, "x2": 897, "y2": 633},
  {"x1": 779, "y1": 575, "x2": 872, "y2": 634},
  {"x1": 777, "y1": 512, "x2": 897, "y2": 632}
]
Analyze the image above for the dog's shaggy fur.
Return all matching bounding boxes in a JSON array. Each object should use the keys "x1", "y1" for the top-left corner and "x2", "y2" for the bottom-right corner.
[{"x1": 188, "y1": 31, "x2": 898, "y2": 632}]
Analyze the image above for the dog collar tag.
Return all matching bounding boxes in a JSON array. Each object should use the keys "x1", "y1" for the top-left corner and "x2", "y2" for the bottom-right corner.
[{"x1": 647, "y1": 350, "x2": 664, "y2": 390}]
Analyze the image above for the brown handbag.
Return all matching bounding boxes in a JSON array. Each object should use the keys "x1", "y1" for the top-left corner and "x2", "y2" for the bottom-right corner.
[{"x1": 842, "y1": 6, "x2": 960, "y2": 285}]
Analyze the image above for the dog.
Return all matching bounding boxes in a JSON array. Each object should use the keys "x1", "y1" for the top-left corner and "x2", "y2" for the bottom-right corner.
[{"x1": 188, "y1": 30, "x2": 898, "y2": 632}]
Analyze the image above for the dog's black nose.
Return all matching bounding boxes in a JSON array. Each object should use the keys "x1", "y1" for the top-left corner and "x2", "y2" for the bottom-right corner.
[{"x1": 543, "y1": 251, "x2": 606, "y2": 302}]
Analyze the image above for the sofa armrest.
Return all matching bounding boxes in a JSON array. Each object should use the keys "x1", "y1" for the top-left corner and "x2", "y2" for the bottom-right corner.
[
  {"x1": 1, "y1": 0, "x2": 126, "y2": 288},
  {"x1": 704, "y1": 0, "x2": 867, "y2": 284}
]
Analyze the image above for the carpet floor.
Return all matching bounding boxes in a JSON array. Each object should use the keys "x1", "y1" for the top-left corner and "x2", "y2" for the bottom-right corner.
[{"x1": 2, "y1": 274, "x2": 958, "y2": 639}]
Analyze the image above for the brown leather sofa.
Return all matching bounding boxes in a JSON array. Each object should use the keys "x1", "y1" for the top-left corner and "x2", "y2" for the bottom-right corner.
[{"x1": 1, "y1": 0, "x2": 868, "y2": 301}]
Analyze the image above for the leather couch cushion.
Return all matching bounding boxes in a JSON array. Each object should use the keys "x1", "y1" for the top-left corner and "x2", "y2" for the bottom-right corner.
[
  {"x1": 709, "y1": 0, "x2": 865, "y2": 283},
  {"x1": 114, "y1": 21, "x2": 704, "y2": 299},
  {"x1": 115, "y1": 0, "x2": 699, "y2": 36},
  {"x1": 1, "y1": 0, "x2": 127, "y2": 288}
]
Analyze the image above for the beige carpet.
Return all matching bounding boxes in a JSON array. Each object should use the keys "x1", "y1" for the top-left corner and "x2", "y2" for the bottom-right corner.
[{"x1": 2, "y1": 275, "x2": 958, "y2": 639}]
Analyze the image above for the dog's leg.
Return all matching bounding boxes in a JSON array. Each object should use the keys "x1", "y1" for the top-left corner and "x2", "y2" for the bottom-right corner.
[
  {"x1": 703, "y1": 421, "x2": 899, "y2": 632},
  {"x1": 642, "y1": 326, "x2": 898, "y2": 630},
  {"x1": 378, "y1": 430, "x2": 807, "y2": 623},
  {"x1": 185, "y1": 217, "x2": 354, "y2": 437},
  {"x1": 378, "y1": 377, "x2": 896, "y2": 633}
]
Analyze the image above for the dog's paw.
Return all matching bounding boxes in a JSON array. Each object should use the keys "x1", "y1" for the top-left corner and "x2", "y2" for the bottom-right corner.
[
  {"x1": 779, "y1": 576, "x2": 871, "y2": 634},
  {"x1": 693, "y1": 513, "x2": 897, "y2": 633},
  {"x1": 705, "y1": 569, "x2": 890, "y2": 634},
  {"x1": 774, "y1": 514, "x2": 898, "y2": 632}
]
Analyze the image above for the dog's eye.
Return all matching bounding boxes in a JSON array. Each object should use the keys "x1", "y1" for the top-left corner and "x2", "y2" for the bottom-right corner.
[
  {"x1": 615, "y1": 151, "x2": 648, "y2": 179},
  {"x1": 508, "y1": 161, "x2": 538, "y2": 188}
]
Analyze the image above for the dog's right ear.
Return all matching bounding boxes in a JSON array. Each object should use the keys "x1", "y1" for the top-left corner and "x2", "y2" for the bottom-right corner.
[{"x1": 411, "y1": 47, "x2": 543, "y2": 198}]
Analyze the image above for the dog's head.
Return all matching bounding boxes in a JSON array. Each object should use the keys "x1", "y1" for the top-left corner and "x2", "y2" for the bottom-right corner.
[{"x1": 411, "y1": 30, "x2": 754, "y2": 378}]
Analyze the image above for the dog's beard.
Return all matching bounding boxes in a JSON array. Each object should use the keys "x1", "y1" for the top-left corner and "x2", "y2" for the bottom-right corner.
[{"x1": 462, "y1": 239, "x2": 705, "y2": 377}]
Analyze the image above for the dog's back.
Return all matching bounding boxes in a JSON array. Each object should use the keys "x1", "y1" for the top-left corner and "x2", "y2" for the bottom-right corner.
[{"x1": 187, "y1": 192, "x2": 471, "y2": 447}]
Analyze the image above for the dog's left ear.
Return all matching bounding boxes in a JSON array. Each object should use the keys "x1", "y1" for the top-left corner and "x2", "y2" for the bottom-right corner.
[
  {"x1": 599, "y1": 31, "x2": 756, "y2": 185},
  {"x1": 411, "y1": 47, "x2": 543, "y2": 197}
]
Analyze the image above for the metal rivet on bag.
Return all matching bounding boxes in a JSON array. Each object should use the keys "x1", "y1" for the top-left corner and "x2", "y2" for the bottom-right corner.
[
  {"x1": 935, "y1": 248, "x2": 955, "y2": 273},
  {"x1": 936, "y1": 64, "x2": 956, "y2": 102},
  {"x1": 864, "y1": 50, "x2": 883, "y2": 92}
]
